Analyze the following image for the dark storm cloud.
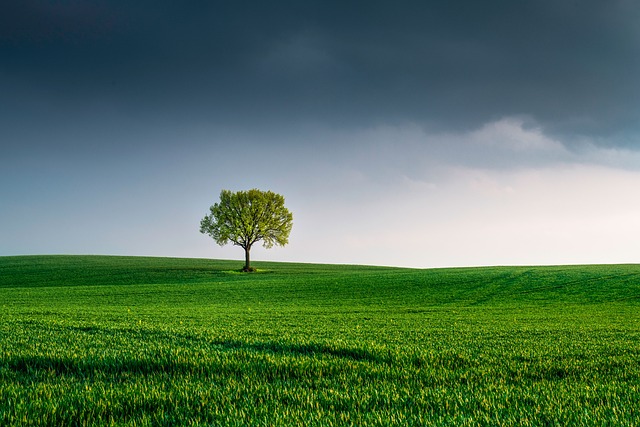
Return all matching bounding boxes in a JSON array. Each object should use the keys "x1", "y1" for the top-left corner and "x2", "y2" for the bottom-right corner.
[{"x1": 2, "y1": 1, "x2": 640, "y2": 142}]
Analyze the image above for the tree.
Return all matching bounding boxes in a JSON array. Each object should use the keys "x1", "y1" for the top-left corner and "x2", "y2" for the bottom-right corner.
[{"x1": 200, "y1": 189, "x2": 293, "y2": 271}]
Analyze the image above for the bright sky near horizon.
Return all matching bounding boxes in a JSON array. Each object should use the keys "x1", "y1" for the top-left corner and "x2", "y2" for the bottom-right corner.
[{"x1": 2, "y1": 1, "x2": 640, "y2": 268}]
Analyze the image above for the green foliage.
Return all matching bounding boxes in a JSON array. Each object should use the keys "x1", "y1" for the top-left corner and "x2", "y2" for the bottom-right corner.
[
  {"x1": 200, "y1": 189, "x2": 293, "y2": 270},
  {"x1": 1, "y1": 255, "x2": 639, "y2": 426}
]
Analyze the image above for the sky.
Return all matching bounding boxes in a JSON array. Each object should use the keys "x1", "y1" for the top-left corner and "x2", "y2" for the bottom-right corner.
[{"x1": 2, "y1": 0, "x2": 640, "y2": 268}]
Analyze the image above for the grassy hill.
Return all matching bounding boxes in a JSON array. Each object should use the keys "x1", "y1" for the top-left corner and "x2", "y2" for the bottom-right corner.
[{"x1": 1, "y1": 255, "x2": 639, "y2": 426}]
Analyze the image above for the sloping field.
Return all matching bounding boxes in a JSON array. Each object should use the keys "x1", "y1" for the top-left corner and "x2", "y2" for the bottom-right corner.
[{"x1": 1, "y1": 255, "x2": 639, "y2": 426}]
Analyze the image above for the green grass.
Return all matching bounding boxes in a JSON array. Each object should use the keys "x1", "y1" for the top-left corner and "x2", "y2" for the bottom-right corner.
[{"x1": 1, "y1": 255, "x2": 639, "y2": 426}]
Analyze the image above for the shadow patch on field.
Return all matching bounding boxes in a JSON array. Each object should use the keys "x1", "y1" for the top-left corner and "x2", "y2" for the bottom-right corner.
[
  {"x1": 2, "y1": 342, "x2": 385, "y2": 381},
  {"x1": 58, "y1": 326, "x2": 383, "y2": 363},
  {"x1": 3, "y1": 355, "x2": 199, "y2": 378},
  {"x1": 209, "y1": 339, "x2": 387, "y2": 363},
  {"x1": 67, "y1": 324, "x2": 384, "y2": 364}
]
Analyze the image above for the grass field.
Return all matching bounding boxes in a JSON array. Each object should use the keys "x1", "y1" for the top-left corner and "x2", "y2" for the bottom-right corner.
[{"x1": 1, "y1": 255, "x2": 639, "y2": 426}]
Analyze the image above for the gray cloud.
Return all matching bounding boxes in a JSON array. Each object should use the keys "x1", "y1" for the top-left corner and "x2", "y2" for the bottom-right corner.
[{"x1": 2, "y1": 0, "x2": 640, "y2": 147}]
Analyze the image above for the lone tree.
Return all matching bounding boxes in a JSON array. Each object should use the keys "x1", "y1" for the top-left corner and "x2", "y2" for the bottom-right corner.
[{"x1": 200, "y1": 189, "x2": 293, "y2": 271}]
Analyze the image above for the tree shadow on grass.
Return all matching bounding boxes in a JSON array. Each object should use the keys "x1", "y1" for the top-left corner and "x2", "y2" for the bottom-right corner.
[
  {"x1": 209, "y1": 339, "x2": 387, "y2": 364},
  {"x1": 61, "y1": 325, "x2": 384, "y2": 364},
  {"x1": 4, "y1": 355, "x2": 189, "y2": 378},
  {"x1": 3, "y1": 338, "x2": 387, "y2": 381}
]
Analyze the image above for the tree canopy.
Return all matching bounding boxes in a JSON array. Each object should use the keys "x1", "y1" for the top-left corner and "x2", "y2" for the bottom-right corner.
[{"x1": 200, "y1": 189, "x2": 293, "y2": 271}]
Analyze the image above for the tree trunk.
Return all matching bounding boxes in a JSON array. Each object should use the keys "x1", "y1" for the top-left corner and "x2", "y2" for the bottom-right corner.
[{"x1": 244, "y1": 246, "x2": 251, "y2": 271}]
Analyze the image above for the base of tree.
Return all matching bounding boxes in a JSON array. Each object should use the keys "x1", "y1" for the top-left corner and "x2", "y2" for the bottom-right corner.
[{"x1": 242, "y1": 267, "x2": 257, "y2": 272}]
